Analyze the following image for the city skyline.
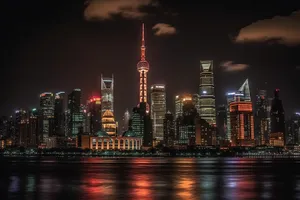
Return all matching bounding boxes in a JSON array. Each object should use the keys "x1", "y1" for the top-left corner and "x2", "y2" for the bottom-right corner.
[{"x1": 2, "y1": 1, "x2": 300, "y2": 123}]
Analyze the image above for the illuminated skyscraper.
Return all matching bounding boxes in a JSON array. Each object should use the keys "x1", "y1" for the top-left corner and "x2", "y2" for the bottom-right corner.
[
  {"x1": 225, "y1": 79, "x2": 251, "y2": 141},
  {"x1": 270, "y1": 89, "x2": 285, "y2": 146},
  {"x1": 54, "y1": 92, "x2": 65, "y2": 136},
  {"x1": 175, "y1": 94, "x2": 192, "y2": 119},
  {"x1": 137, "y1": 23, "x2": 150, "y2": 111},
  {"x1": 255, "y1": 89, "x2": 270, "y2": 145},
  {"x1": 102, "y1": 110, "x2": 116, "y2": 136},
  {"x1": 68, "y1": 89, "x2": 83, "y2": 137},
  {"x1": 199, "y1": 60, "x2": 216, "y2": 125},
  {"x1": 101, "y1": 74, "x2": 114, "y2": 115},
  {"x1": 192, "y1": 94, "x2": 201, "y2": 115},
  {"x1": 15, "y1": 108, "x2": 28, "y2": 147},
  {"x1": 87, "y1": 96, "x2": 102, "y2": 134},
  {"x1": 164, "y1": 111, "x2": 175, "y2": 146},
  {"x1": 230, "y1": 97, "x2": 255, "y2": 146},
  {"x1": 40, "y1": 92, "x2": 55, "y2": 141},
  {"x1": 28, "y1": 108, "x2": 39, "y2": 146},
  {"x1": 122, "y1": 109, "x2": 130, "y2": 133},
  {"x1": 101, "y1": 74, "x2": 114, "y2": 116},
  {"x1": 151, "y1": 84, "x2": 166, "y2": 144}
]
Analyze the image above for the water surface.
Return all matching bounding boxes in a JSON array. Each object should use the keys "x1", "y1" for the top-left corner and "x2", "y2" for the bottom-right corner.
[{"x1": 0, "y1": 157, "x2": 299, "y2": 199}]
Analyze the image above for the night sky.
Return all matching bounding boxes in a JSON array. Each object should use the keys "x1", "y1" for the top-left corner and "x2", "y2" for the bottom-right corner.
[{"x1": 2, "y1": 0, "x2": 300, "y2": 122}]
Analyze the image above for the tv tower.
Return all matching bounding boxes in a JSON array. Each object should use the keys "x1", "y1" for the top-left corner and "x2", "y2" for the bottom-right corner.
[{"x1": 137, "y1": 23, "x2": 150, "y2": 112}]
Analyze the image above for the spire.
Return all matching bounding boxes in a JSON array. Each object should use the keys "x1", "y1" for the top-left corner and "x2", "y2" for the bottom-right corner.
[
  {"x1": 238, "y1": 79, "x2": 251, "y2": 101},
  {"x1": 141, "y1": 23, "x2": 146, "y2": 61}
]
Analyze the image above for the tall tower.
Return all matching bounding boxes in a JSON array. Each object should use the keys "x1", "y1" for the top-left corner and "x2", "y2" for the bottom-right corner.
[
  {"x1": 40, "y1": 92, "x2": 55, "y2": 141},
  {"x1": 199, "y1": 60, "x2": 216, "y2": 125},
  {"x1": 150, "y1": 84, "x2": 166, "y2": 145},
  {"x1": 137, "y1": 23, "x2": 150, "y2": 110},
  {"x1": 101, "y1": 74, "x2": 114, "y2": 116}
]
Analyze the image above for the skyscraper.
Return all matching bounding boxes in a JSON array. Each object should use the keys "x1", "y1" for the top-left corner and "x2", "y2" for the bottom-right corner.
[
  {"x1": 68, "y1": 89, "x2": 83, "y2": 137},
  {"x1": 122, "y1": 109, "x2": 130, "y2": 133},
  {"x1": 40, "y1": 92, "x2": 55, "y2": 141},
  {"x1": 28, "y1": 108, "x2": 39, "y2": 146},
  {"x1": 150, "y1": 84, "x2": 166, "y2": 144},
  {"x1": 216, "y1": 104, "x2": 227, "y2": 141},
  {"x1": 270, "y1": 89, "x2": 285, "y2": 146},
  {"x1": 54, "y1": 92, "x2": 65, "y2": 136},
  {"x1": 225, "y1": 79, "x2": 251, "y2": 141},
  {"x1": 87, "y1": 96, "x2": 102, "y2": 134},
  {"x1": 255, "y1": 89, "x2": 270, "y2": 145},
  {"x1": 230, "y1": 97, "x2": 255, "y2": 146},
  {"x1": 192, "y1": 94, "x2": 201, "y2": 115},
  {"x1": 15, "y1": 108, "x2": 28, "y2": 147},
  {"x1": 199, "y1": 60, "x2": 216, "y2": 125},
  {"x1": 163, "y1": 111, "x2": 175, "y2": 147},
  {"x1": 286, "y1": 113, "x2": 300, "y2": 145},
  {"x1": 102, "y1": 110, "x2": 116, "y2": 136},
  {"x1": 175, "y1": 94, "x2": 192, "y2": 119},
  {"x1": 177, "y1": 99, "x2": 198, "y2": 145},
  {"x1": 137, "y1": 23, "x2": 150, "y2": 112},
  {"x1": 101, "y1": 74, "x2": 114, "y2": 116}
]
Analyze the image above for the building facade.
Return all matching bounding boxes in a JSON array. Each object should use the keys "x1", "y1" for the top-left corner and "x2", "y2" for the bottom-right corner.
[
  {"x1": 255, "y1": 89, "x2": 270, "y2": 145},
  {"x1": 102, "y1": 110, "x2": 116, "y2": 136},
  {"x1": 270, "y1": 89, "x2": 285, "y2": 146},
  {"x1": 87, "y1": 96, "x2": 102, "y2": 134},
  {"x1": 230, "y1": 99, "x2": 255, "y2": 146},
  {"x1": 68, "y1": 89, "x2": 83, "y2": 137},
  {"x1": 150, "y1": 84, "x2": 166, "y2": 144},
  {"x1": 199, "y1": 60, "x2": 216, "y2": 125},
  {"x1": 40, "y1": 92, "x2": 55, "y2": 141},
  {"x1": 54, "y1": 92, "x2": 65, "y2": 136},
  {"x1": 163, "y1": 111, "x2": 175, "y2": 147},
  {"x1": 101, "y1": 74, "x2": 114, "y2": 116}
]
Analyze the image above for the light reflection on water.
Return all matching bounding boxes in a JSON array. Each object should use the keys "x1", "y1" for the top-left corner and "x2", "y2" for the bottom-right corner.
[{"x1": 0, "y1": 158, "x2": 300, "y2": 199}]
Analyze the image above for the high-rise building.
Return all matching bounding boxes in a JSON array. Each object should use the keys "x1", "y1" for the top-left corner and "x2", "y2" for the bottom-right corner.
[
  {"x1": 270, "y1": 89, "x2": 285, "y2": 146},
  {"x1": 130, "y1": 107, "x2": 144, "y2": 138},
  {"x1": 68, "y1": 89, "x2": 83, "y2": 137},
  {"x1": 225, "y1": 92, "x2": 244, "y2": 141},
  {"x1": 150, "y1": 84, "x2": 166, "y2": 144},
  {"x1": 54, "y1": 92, "x2": 65, "y2": 136},
  {"x1": 216, "y1": 104, "x2": 227, "y2": 141},
  {"x1": 28, "y1": 108, "x2": 39, "y2": 146},
  {"x1": 87, "y1": 96, "x2": 102, "y2": 134},
  {"x1": 102, "y1": 110, "x2": 116, "y2": 136},
  {"x1": 225, "y1": 79, "x2": 251, "y2": 141},
  {"x1": 163, "y1": 111, "x2": 175, "y2": 147},
  {"x1": 0, "y1": 116, "x2": 9, "y2": 138},
  {"x1": 255, "y1": 89, "x2": 270, "y2": 145},
  {"x1": 192, "y1": 94, "x2": 201, "y2": 115},
  {"x1": 101, "y1": 74, "x2": 114, "y2": 116},
  {"x1": 15, "y1": 108, "x2": 28, "y2": 147},
  {"x1": 137, "y1": 23, "x2": 150, "y2": 112},
  {"x1": 40, "y1": 92, "x2": 55, "y2": 141},
  {"x1": 286, "y1": 113, "x2": 300, "y2": 145},
  {"x1": 199, "y1": 60, "x2": 216, "y2": 125},
  {"x1": 229, "y1": 97, "x2": 255, "y2": 146},
  {"x1": 175, "y1": 94, "x2": 192, "y2": 119},
  {"x1": 195, "y1": 118, "x2": 216, "y2": 146},
  {"x1": 122, "y1": 109, "x2": 130, "y2": 133},
  {"x1": 177, "y1": 99, "x2": 198, "y2": 145}
]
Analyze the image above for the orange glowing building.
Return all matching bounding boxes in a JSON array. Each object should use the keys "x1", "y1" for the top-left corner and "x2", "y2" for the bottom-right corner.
[
  {"x1": 102, "y1": 110, "x2": 116, "y2": 136},
  {"x1": 230, "y1": 98, "x2": 255, "y2": 146}
]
